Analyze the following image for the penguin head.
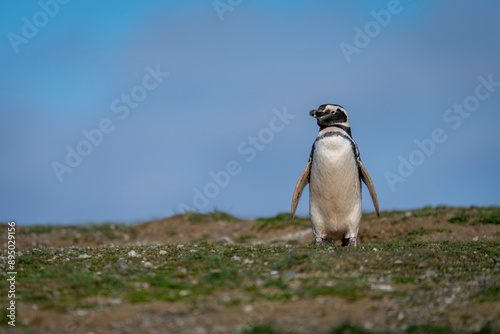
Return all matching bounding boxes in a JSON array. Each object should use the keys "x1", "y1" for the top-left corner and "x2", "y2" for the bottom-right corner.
[{"x1": 309, "y1": 104, "x2": 351, "y2": 133}]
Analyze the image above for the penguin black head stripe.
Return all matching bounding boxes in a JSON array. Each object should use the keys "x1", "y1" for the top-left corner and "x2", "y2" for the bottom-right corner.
[
  {"x1": 310, "y1": 104, "x2": 351, "y2": 136},
  {"x1": 291, "y1": 103, "x2": 379, "y2": 247}
]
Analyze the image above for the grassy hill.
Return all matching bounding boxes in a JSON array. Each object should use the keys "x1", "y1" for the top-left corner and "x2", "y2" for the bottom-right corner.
[{"x1": 1, "y1": 206, "x2": 499, "y2": 333}]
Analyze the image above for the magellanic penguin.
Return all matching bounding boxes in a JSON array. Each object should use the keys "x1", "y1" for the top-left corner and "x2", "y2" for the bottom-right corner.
[{"x1": 291, "y1": 104, "x2": 379, "y2": 247}]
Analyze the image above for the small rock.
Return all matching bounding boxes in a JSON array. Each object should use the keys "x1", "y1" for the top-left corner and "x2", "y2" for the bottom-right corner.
[
  {"x1": 371, "y1": 283, "x2": 393, "y2": 291},
  {"x1": 108, "y1": 298, "x2": 122, "y2": 306},
  {"x1": 394, "y1": 260, "x2": 403, "y2": 264},
  {"x1": 74, "y1": 309, "x2": 89, "y2": 317},
  {"x1": 472, "y1": 236, "x2": 479, "y2": 242},
  {"x1": 444, "y1": 297, "x2": 454, "y2": 304},
  {"x1": 373, "y1": 248, "x2": 378, "y2": 252},
  {"x1": 218, "y1": 235, "x2": 231, "y2": 244},
  {"x1": 78, "y1": 254, "x2": 91, "y2": 259},
  {"x1": 270, "y1": 270, "x2": 279, "y2": 275},
  {"x1": 127, "y1": 250, "x2": 137, "y2": 257},
  {"x1": 179, "y1": 290, "x2": 190, "y2": 296},
  {"x1": 159, "y1": 250, "x2": 167, "y2": 255},
  {"x1": 231, "y1": 255, "x2": 241, "y2": 261},
  {"x1": 243, "y1": 305, "x2": 253, "y2": 313},
  {"x1": 194, "y1": 327, "x2": 207, "y2": 334},
  {"x1": 189, "y1": 249, "x2": 197, "y2": 253},
  {"x1": 242, "y1": 259, "x2": 254, "y2": 265},
  {"x1": 177, "y1": 244, "x2": 184, "y2": 248},
  {"x1": 143, "y1": 261, "x2": 153, "y2": 268}
]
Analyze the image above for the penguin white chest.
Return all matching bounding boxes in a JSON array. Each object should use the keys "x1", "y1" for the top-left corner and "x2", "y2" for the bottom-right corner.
[{"x1": 309, "y1": 133, "x2": 362, "y2": 241}]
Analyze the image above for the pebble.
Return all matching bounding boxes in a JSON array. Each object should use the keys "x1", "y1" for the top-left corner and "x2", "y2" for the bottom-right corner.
[
  {"x1": 143, "y1": 261, "x2": 153, "y2": 268},
  {"x1": 74, "y1": 309, "x2": 90, "y2": 317},
  {"x1": 218, "y1": 235, "x2": 231, "y2": 244},
  {"x1": 243, "y1": 305, "x2": 253, "y2": 313},
  {"x1": 270, "y1": 270, "x2": 279, "y2": 275},
  {"x1": 77, "y1": 254, "x2": 91, "y2": 259},
  {"x1": 127, "y1": 250, "x2": 137, "y2": 257},
  {"x1": 109, "y1": 298, "x2": 122, "y2": 306},
  {"x1": 231, "y1": 255, "x2": 241, "y2": 261},
  {"x1": 159, "y1": 250, "x2": 167, "y2": 255},
  {"x1": 371, "y1": 283, "x2": 393, "y2": 292}
]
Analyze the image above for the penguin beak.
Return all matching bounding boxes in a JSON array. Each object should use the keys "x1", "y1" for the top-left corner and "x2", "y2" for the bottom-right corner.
[
  {"x1": 310, "y1": 109, "x2": 326, "y2": 118},
  {"x1": 309, "y1": 109, "x2": 319, "y2": 118}
]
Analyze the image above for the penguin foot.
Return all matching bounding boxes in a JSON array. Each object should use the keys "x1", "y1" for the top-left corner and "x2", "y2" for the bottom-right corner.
[
  {"x1": 342, "y1": 237, "x2": 357, "y2": 247},
  {"x1": 315, "y1": 237, "x2": 324, "y2": 246}
]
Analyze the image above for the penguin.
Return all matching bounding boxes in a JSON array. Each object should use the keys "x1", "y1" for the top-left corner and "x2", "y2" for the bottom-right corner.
[{"x1": 291, "y1": 104, "x2": 379, "y2": 246}]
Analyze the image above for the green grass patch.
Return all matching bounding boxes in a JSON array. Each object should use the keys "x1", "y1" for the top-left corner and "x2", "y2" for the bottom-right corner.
[
  {"x1": 184, "y1": 210, "x2": 239, "y2": 223},
  {"x1": 407, "y1": 228, "x2": 434, "y2": 236},
  {"x1": 243, "y1": 322, "x2": 494, "y2": 334},
  {"x1": 272, "y1": 252, "x2": 331, "y2": 272},
  {"x1": 236, "y1": 235, "x2": 255, "y2": 243},
  {"x1": 306, "y1": 280, "x2": 368, "y2": 301},
  {"x1": 257, "y1": 213, "x2": 295, "y2": 223},
  {"x1": 407, "y1": 228, "x2": 452, "y2": 236},
  {"x1": 448, "y1": 212, "x2": 469, "y2": 223},
  {"x1": 471, "y1": 285, "x2": 500, "y2": 303},
  {"x1": 392, "y1": 276, "x2": 416, "y2": 284},
  {"x1": 474, "y1": 214, "x2": 500, "y2": 225}
]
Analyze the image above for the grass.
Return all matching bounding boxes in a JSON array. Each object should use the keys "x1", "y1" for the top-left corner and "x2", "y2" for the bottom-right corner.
[
  {"x1": 183, "y1": 209, "x2": 240, "y2": 223},
  {"x1": 257, "y1": 212, "x2": 309, "y2": 231},
  {"x1": 471, "y1": 285, "x2": 500, "y2": 303},
  {"x1": 4, "y1": 207, "x2": 500, "y2": 332},
  {"x1": 448, "y1": 212, "x2": 469, "y2": 224},
  {"x1": 243, "y1": 322, "x2": 496, "y2": 334},
  {"x1": 9, "y1": 240, "x2": 498, "y2": 309},
  {"x1": 447, "y1": 206, "x2": 500, "y2": 225},
  {"x1": 407, "y1": 228, "x2": 452, "y2": 236}
]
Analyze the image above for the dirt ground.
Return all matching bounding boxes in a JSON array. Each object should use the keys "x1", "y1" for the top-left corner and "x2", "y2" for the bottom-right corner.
[
  {"x1": 14, "y1": 208, "x2": 500, "y2": 249},
  {"x1": 3, "y1": 207, "x2": 500, "y2": 334}
]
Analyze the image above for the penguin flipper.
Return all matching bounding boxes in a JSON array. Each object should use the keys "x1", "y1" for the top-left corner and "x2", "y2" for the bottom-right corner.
[
  {"x1": 357, "y1": 158, "x2": 380, "y2": 216},
  {"x1": 291, "y1": 160, "x2": 311, "y2": 218}
]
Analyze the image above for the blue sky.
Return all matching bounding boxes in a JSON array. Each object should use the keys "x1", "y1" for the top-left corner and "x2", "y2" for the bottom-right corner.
[{"x1": 1, "y1": 1, "x2": 499, "y2": 225}]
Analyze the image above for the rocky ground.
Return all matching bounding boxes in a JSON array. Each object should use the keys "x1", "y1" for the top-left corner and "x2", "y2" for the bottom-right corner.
[{"x1": 1, "y1": 206, "x2": 499, "y2": 333}]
